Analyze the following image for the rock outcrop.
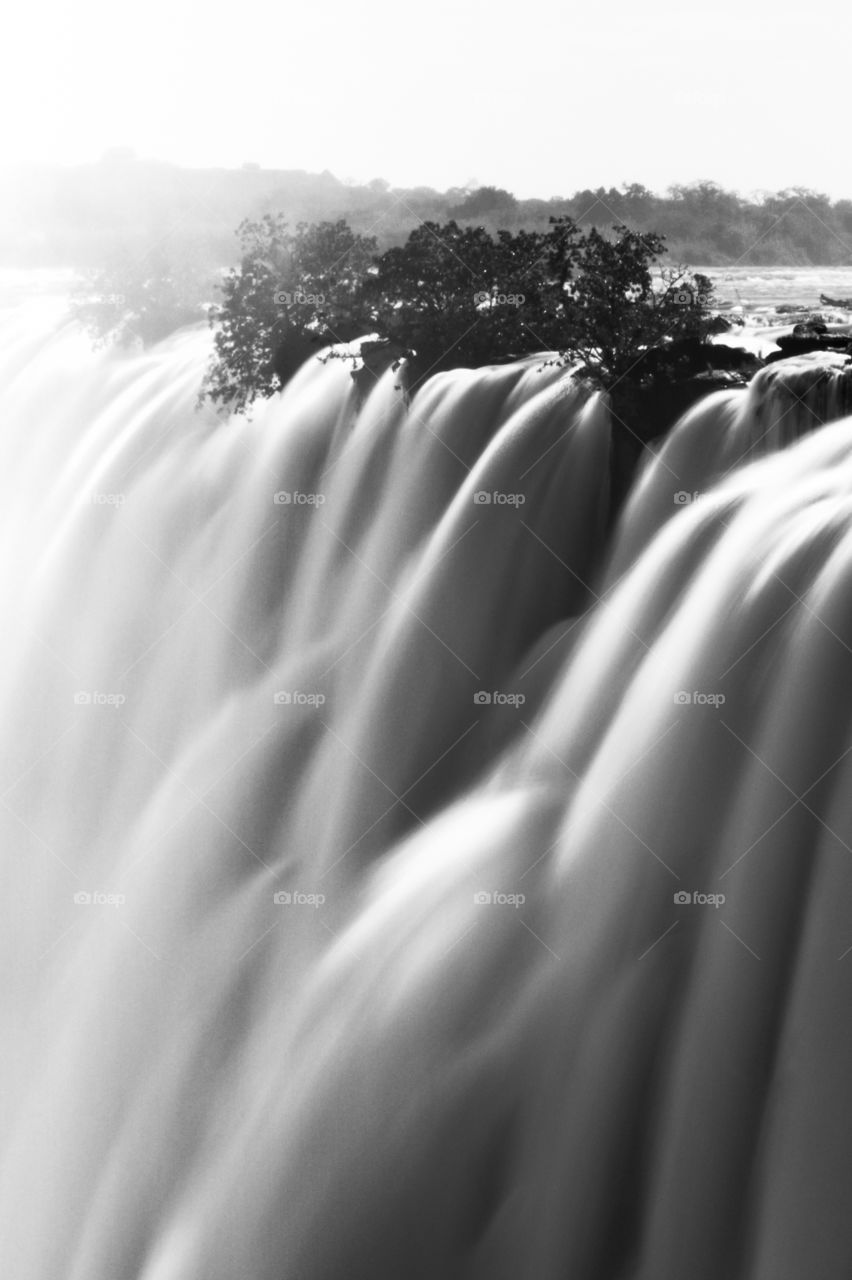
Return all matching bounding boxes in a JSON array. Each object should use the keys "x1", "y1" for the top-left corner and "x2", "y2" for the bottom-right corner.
[{"x1": 768, "y1": 320, "x2": 852, "y2": 361}]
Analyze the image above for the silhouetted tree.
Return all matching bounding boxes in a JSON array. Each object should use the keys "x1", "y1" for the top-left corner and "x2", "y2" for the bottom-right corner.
[
  {"x1": 353, "y1": 221, "x2": 568, "y2": 383},
  {"x1": 548, "y1": 219, "x2": 727, "y2": 390},
  {"x1": 200, "y1": 215, "x2": 727, "y2": 412},
  {"x1": 200, "y1": 216, "x2": 377, "y2": 413}
]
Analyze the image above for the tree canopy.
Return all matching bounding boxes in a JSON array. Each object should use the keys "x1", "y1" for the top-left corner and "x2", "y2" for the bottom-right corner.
[
  {"x1": 200, "y1": 217, "x2": 378, "y2": 411},
  {"x1": 199, "y1": 214, "x2": 726, "y2": 413}
]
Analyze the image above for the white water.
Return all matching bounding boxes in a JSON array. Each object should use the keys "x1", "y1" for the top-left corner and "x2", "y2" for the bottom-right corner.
[
  {"x1": 610, "y1": 351, "x2": 852, "y2": 575},
  {"x1": 702, "y1": 265, "x2": 852, "y2": 309},
  {"x1": 2, "y1": 311, "x2": 852, "y2": 1279}
]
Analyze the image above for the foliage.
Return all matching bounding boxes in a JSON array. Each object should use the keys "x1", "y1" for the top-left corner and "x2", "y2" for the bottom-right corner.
[
  {"x1": 21, "y1": 161, "x2": 852, "y2": 277},
  {"x1": 71, "y1": 246, "x2": 208, "y2": 348},
  {"x1": 545, "y1": 220, "x2": 729, "y2": 391},
  {"x1": 353, "y1": 221, "x2": 569, "y2": 382},
  {"x1": 200, "y1": 212, "x2": 727, "y2": 411},
  {"x1": 199, "y1": 217, "x2": 377, "y2": 413},
  {"x1": 447, "y1": 186, "x2": 519, "y2": 219}
]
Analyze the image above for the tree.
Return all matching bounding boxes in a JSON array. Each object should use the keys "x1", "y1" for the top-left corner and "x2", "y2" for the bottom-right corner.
[
  {"x1": 534, "y1": 219, "x2": 732, "y2": 510},
  {"x1": 548, "y1": 219, "x2": 727, "y2": 391},
  {"x1": 202, "y1": 217, "x2": 582, "y2": 406},
  {"x1": 447, "y1": 186, "x2": 519, "y2": 219},
  {"x1": 199, "y1": 214, "x2": 727, "y2": 416},
  {"x1": 353, "y1": 220, "x2": 569, "y2": 384},
  {"x1": 71, "y1": 244, "x2": 209, "y2": 348},
  {"x1": 199, "y1": 216, "x2": 377, "y2": 413}
]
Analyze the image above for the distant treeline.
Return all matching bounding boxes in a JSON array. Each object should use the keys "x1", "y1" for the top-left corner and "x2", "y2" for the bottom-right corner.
[{"x1": 2, "y1": 157, "x2": 851, "y2": 268}]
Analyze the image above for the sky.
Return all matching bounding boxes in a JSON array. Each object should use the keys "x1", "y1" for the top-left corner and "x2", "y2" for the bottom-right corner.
[{"x1": 5, "y1": 0, "x2": 850, "y2": 198}]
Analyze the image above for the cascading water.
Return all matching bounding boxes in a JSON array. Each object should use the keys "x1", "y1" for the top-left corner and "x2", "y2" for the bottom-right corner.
[
  {"x1": 2, "y1": 311, "x2": 852, "y2": 1280},
  {"x1": 609, "y1": 350, "x2": 852, "y2": 576}
]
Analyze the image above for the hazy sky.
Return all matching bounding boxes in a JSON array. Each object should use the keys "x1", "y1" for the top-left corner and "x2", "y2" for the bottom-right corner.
[{"x1": 6, "y1": 0, "x2": 850, "y2": 197}]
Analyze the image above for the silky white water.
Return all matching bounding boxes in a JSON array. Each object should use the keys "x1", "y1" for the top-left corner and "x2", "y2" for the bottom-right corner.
[{"x1": 1, "y1": 310, "x2": 852, "y2": 1280}]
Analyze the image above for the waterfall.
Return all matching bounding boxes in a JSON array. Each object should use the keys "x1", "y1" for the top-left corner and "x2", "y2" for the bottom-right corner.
[
  {"x1": 2, "y1": 313, "x2": 852, "y2": 1280},
  {"x1": 608, "y1": 350, "x2": 852, "y2": 578}
]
